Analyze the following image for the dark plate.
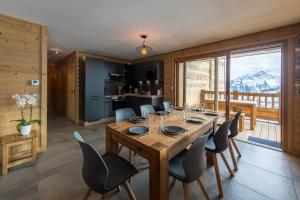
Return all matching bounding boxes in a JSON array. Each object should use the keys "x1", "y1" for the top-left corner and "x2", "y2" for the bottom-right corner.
[
  {"x1": 186, "y1": 117, "x2": 204, "y2": 123},
  {"x1": 129, "y1": 116, "x2": 146, "y2": 123},
  {"x1": 204, "y1": 112, "x2": 219, "y2": 116},
  {"x1": 156, "y1": 111, "x2": 169, "y2": 115},
  {"x1": 174, "y1": 107, "x2": 184, "y2": 110},
  {"x1": 163, "y1": 126, "x2": 185, "y2": 135},
  {"x1": 127, "y1": 126, "x2": 149, "y2": 135}
]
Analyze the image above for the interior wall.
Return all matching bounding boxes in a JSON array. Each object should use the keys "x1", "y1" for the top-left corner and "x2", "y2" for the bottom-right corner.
[
  {"x1": 0, "y1": 14, "x2": 47, "y2": 151},
  {"x1": 133, "y1": 23, "x2": 300, "y2": 155},
  {"x1": 53, "y1": 52, "x2": 79, "y2": 123},
  {"x1": 47, "y1": 63, "x2": 56, "y2": 108}
]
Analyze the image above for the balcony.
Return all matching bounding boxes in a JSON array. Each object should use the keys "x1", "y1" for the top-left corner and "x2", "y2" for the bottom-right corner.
[{"x1": 200, "y1": 90, "x2": 281, "y2": 148}]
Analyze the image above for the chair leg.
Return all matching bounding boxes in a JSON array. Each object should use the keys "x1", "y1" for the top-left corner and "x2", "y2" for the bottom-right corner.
[
  {"x1": 183, "y1": 183, "x2": 190, "y2": 200},
  {"x1": 212, "y1": 153, "x2": 223, "y2": 198},
  {"x1": 220, "y1": 152, "x2": 234, "y2": 177},
  {"x1": 117, "y1": 185, "x2": 122, "y2": 192},
  {"x1": 122, "y1": 181, "x2": 136, "y2": 200},
  {"x1": 118, "y1": 144, "x2": 123, "y2": 154},
  {"x1": 231, "y1": 138, "x2": 241, "y2": 158},
  {"x1": 170, "y1": 176, "x2": 176, "y2": 189},
  {"x1": 196, "y1": 178, "x2": 211, "y2": 200},
  {"x1": 83, "y1": 188, "x2": 92, "y2": 200},
  {"x1": 129, "y1": 150, "x2": 133, "y2": 163},
  {"x1": 228, "y1": 140, "x2": 238, "y2": 171}
]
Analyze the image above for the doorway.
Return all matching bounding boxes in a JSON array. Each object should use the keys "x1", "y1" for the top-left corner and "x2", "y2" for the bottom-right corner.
[
  {"x1": 175, "y1": 54, "x2": 228, "y2": 114},
  {"x1": 175, "y1": 44, "x2": 283, "y2": 150},
  {"x1": 230, "y1": 45, "x2": 282, "y2": 149}
]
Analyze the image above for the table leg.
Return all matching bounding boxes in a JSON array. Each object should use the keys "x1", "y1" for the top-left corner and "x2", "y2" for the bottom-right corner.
[
  {"x1": 250, "y1": 105, "x2": 257, "y2": 130},
  {"x1": 2, "y1": 144, "x2": 8, "y2": 175},
  {"x1": 149, "y1": 146, "x2": 169, "y2": 200},
  {"x1": 253, "y1": 105, "x2": 257, "y2": 126},
  {"x1": 250, "y1": 107, "x2": 254, "y2": 130},
  {"x1": 105, "y1": 126, "x2": 119, "y2": 154},
  {"x1": 31, "y1": 137, "x2": 37, "y2": 164}
]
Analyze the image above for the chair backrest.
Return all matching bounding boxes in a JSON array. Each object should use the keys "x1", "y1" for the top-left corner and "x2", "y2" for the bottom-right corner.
[
  {"x1": 74, "y1": 131, "x2": 108, "y2": 193},
  {"x1": 140, "y1": 104, "x2": 155, "y2": 117},
  {"x1": 163, "y1": 101, "x2": 172, "y2": 111},
  {"x1": 213, "y1": 119, "x2": 232, "y2": 153},
  {"x1": 182, "y1": 128, "x2": 212, "y2": 183},
  {"x1": 115, "y1": 108, "x2": 136, "y2": 122},
  {"x1": 229, "y1": 110, "x2": 242, "y2": 137}
]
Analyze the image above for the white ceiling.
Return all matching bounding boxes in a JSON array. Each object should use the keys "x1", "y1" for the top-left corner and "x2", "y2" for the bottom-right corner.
[{"x1": 1, "y1": 0, "x2": 300, "y2": 62}]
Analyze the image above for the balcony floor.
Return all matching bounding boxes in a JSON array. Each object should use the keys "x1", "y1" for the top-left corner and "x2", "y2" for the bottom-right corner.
[{"x1": 236, "y1": 118, "x2": 281, "y2": 149}]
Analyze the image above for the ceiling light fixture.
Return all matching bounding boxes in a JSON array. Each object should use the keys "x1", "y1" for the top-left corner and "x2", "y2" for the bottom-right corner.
[
  {"x1": 50, "y1": 48, "x2": 62, "y2": 55},
  {"x1": 136, "y1": 34, "x2": 152, "y2": 56}
]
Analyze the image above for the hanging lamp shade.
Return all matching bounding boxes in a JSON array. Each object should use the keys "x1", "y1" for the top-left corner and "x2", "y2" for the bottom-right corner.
[{"x1": 136, "y1": 34, "x2": 152, "y2": 56}]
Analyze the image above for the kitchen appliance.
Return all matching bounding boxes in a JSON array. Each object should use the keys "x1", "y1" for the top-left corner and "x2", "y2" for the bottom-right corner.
[{"x1": 104, "y1": 95, "x2": 127, "y2": 117}]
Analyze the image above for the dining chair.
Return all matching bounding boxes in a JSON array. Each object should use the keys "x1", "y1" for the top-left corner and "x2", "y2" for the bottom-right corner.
[
  {"x1": 163, "y1": 101, "x2": 172, "y2": 111},
  {"x1": 115, "y1": 108, "x2": 136, "y2": 163},
  {"x1": 115, "y1": 108, "x2": 136, "y2": 123},
  {"x1": 140, "y1": 104, "x2": 155, "y2": 117},
  {"x1": 228, "y1": 110, "x2": 242, "y2": 171},
  {"x1": 74, "y1": 131, "x2": 138, "y2": 200},
  {"x1": 169, "y1": 129, "x2": 212, "y2": 200},
  {"x1": 205, "y1": 120, "x2": 234, "y2": 198}
]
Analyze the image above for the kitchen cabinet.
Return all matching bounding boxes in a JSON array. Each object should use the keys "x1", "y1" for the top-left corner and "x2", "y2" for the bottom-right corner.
[{"x1": 80, "y1": 57, "x2": 125, "y2": 122}]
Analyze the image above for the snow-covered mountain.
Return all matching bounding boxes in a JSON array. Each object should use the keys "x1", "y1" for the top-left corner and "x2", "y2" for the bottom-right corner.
[{"x1": 231, "y1": 71, "x2": 280, "y2": 92}]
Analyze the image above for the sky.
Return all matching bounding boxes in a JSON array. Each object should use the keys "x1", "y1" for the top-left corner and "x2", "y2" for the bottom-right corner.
[{"x1": 230, "y1": 52, "x2": 281, "y2": 79}]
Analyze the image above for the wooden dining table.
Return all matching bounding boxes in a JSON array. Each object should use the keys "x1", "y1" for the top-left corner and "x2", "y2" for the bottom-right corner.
[
  {"x1": 204, "y1": 99, "x2": 257, "y2": 130},
  {"x1": 106, "y1": 110, "x2": 223, "y2": 200}
]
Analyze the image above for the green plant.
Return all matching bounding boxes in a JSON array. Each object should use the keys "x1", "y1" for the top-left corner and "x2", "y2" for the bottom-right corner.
[{"x1": 11, "y1": 94, "x2": 41, "y2": 133}]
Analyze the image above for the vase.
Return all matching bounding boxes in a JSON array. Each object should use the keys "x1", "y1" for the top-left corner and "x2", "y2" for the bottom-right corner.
[{"x1": 20, "y1": 124, "x2": 32, "y2": 136}]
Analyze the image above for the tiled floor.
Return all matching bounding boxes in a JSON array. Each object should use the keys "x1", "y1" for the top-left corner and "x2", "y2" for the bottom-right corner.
[{"x1": 0, "y1": 110, "x2": 299, "y2": 200}]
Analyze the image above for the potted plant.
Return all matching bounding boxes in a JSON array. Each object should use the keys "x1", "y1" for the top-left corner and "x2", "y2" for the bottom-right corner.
[{"x1": 11, "y1": 94, "x2": 41, "y2": 136}]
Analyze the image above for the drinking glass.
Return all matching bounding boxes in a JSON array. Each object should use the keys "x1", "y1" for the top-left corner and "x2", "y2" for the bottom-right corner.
[{"x1": 144, "y1": 113, "x2": 152, "y2": 128}]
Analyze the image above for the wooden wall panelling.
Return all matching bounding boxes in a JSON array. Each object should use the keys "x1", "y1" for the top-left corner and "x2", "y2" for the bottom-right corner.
[
  {"x1": 53, "y1": 51, "x2": 129, "y2": 124},
  {"x1": 78, "y1": 51, "x2": 129, "y2": 64},
  {"x1": 54, "y1": 51, "x2": 83, "y2": 123},
  {"x1": 132, "y1": 23, "x2": 300, "y2": 155},
  {"x1": 0, "y1": 14, "x2": 47, "y2": 152}
]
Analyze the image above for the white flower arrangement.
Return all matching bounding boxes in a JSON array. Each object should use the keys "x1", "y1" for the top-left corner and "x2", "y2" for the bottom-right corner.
[{"x1": 11, "y1": 93, "x2": 40, "y2": 133}]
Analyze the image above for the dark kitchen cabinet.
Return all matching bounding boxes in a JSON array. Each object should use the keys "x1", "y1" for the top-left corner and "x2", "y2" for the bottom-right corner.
[
  {"x1": 104, "y1": 97, "x2": 114, "y2": 117},
  {"x1": 80, "y1": 57, "x2": 125, "y2": 122},
  {"x1": 125, "y1": 60, "x2": 164, "y2": 94}
]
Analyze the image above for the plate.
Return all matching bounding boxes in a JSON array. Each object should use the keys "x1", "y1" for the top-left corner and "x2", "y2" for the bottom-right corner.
[
  {"x1": 186, "y1": 117, "x2": 205, "y2": 123},
  {"x1": 174, "y1": 107, "x2": 184, "y2": 110},
  {"x1": 163, "y1": 126, "x2": 185, "y2": 135},
  {"x1": 204, "y1": 112, "x2": 219, "y2": 116},
  {"x1": 156, "y1": 111, "x2": 169, "y2": 115},
  {"x1": 127, "y1": 126, "x2": 149, "y2": 135},
  {"x1": 129, "y1": 116, "x2": 146, "y2": 123}
]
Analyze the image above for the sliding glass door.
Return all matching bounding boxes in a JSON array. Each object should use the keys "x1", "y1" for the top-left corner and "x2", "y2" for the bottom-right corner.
[{"x1": 175, "y1": 54, "x2": 229, "y2": 117}]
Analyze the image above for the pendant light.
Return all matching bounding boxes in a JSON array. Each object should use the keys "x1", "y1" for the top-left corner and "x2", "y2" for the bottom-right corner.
[{"x1": 136, "y1": 34, "x2": 152, "y2": 56}]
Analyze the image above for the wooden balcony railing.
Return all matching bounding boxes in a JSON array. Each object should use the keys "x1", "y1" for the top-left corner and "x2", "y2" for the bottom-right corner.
[{"x1": 200, "y1": 90, "x2": 280, "y2": 122}]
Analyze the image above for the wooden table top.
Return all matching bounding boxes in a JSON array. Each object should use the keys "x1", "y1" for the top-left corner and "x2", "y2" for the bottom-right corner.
[
  {"x1": 106, "y1": 111, "x2": 222, "y2": 157},
  {"x1": 0, "y1": 131, "x2": 37, "y2": 144}
]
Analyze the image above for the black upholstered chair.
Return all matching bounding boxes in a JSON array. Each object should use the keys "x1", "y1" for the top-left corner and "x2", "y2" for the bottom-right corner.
[
  {"x1": 115, "y1": 108, "x2": 136, "y2": 163},
  {"x1": 205, "y1": 120, "x2": 234, "y2": 198},
  {"x1": 169, "y1": 129, "x2": 212, "y2": 200},
  {"x1": 74, "y1": 132, "x2": 137, "y2": 200},
  {"x1": 228, "y1": 110, "x2": 242, "y2": 171},
  {"x1": 140, "y1": 104, "x2": 155, "y2": 117},
  {"x1": 163, "y1": 101, "x2": 172, "y2": 111}
]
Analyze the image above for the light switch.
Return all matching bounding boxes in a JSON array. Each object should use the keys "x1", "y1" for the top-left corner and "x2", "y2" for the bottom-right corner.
[{"x1": 31, "y1": 80, "x2": 39, "y2": 86}]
